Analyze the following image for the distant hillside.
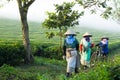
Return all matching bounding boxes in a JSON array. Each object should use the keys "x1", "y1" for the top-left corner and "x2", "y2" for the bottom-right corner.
[{"x1": 0, "y1": 18, "x2": 119, "y2": 44}]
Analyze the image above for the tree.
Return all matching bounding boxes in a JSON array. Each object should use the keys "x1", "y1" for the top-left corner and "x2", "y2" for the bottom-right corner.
[
  {"x1": 112, "y1": 0, "x2": 120, "y2": 24},
  {"x1": 75, "y1": 0, "x2": 120, "y2": 24},
  {"x1": 42, "y1": 2, "x2": 84, "y2": 48},
  {"x1": 0, "y1": 0, "x2": 35, "y2": 63},
  {"x1": 16, "y1": 0, "x2": 35, "y2": 63},
  {"x1": 75, "y1": 0, "x2": 113, "y2": 19},
  {"x1": 1, "y1": 0, "x2": 35, "y2": 63}
]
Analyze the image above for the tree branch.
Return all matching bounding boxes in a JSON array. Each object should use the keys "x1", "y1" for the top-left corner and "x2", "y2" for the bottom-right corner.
[
  {"x1": 17, "y1": 0, "x2": 22, "y2": 8},
  {"x1": 84, "y1": 0, "x2": 98, "y2": 8},
  {"x1": 24, "y1": 0, "x2": 35, "y2": 8}
]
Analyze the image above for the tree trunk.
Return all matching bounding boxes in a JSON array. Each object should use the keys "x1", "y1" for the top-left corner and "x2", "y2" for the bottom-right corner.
[
  {"x1": 21, "y1": 12, "x2": 34, "y2": 63},
  {"x1": 59, "y1": 28, "x2": 63, "y2": 53},
  {"x1": 17, "y1": 0, "x2": 34, "y2": 64}
]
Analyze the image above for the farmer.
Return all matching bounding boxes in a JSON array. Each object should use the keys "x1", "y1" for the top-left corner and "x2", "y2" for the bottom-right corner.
[
  {"x1": 79, "y1": 32, "x2": 94, "y2": 69},
  {"x1": 63, "y1": 29, "x2": 80, "y2": 77},
  {"x1": 96, "y1": 36, "x2": 109, "y2": 58}
]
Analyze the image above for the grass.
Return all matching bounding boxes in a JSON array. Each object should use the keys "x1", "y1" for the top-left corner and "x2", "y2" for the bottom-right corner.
[{"x1": 15, "y1": 57, "x2": 66, "y2": 80}]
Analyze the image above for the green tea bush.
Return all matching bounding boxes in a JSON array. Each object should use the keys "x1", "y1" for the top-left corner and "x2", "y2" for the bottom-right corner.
[
  {"x1": 108, "y1": 65, "x2": 120, "y2": 80},
  {"x1": 0, "y1": 43, "x2": 25, "y2": 66},
  {"x1": 33, "y1": 43, "x2": 63, "y2": 60},
  {"x1": 109, "y1": 41, "x2": 120, "y2": 53},
  {"x1": 44, "y1": 45, "x2": 62, "y2": 60}
]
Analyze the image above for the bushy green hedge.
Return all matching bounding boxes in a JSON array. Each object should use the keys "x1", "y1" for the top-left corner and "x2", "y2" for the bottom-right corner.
[
  {"x1": 0, "y1": 41, "x2": 63, "y2": 66},
  {"x1": 32, "y1": 43, "x2": 63, "y2": 60},
  {"x1": 0, "y1": 40, "x2": 120, "y2": 66},
  {"x1": 0, "y1": 43, "x2": 25, "y2": 66}
]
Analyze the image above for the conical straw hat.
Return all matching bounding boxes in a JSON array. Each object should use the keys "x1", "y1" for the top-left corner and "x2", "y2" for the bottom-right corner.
[
  {"x1": 64, "y1": 29, "x2": 76, "y2": 36},
  {"x1": 83, "y1": 32, "x2": 92, "y2": 37},
  {"x1": 101, "y1": 36, "x2": 109, "y2": 40}
]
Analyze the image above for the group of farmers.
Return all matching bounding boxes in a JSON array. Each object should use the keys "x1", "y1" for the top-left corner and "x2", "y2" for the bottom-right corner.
[{"x1": 62, "y1": 29, "x2": 109, "y2": 77}]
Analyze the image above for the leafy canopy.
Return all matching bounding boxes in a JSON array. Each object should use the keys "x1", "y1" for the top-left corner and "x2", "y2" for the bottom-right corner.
[{"x1": 42, "y1": 2, "x2": 84, "y2": 39}]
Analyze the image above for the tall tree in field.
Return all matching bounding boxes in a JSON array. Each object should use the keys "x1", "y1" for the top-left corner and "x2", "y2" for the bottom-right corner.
[
  {"x1": 1, "y1": 0, "x2": 35, "y2": 63},
  {"x1": 16, "y1": 0, "x2": 35, "y2": 63},
  {"x1": 42, "y1": 2, "x2": 84, "y2": 48},
  {"x1": 0, "y1": 0, "x2": 35, "y2": 63}
]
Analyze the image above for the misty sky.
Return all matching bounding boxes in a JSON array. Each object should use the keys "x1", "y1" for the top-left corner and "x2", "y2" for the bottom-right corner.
[{"x1": 0, "y1": 0, "x2": 120, "y2": 32}]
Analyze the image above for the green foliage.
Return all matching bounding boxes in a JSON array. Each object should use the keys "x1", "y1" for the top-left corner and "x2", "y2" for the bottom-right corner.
[
  {"x1": 0, "y1": 43, "x2": 120, "y2": 80},
  {"x1": 32, "y1": 43, "x2": 63, "y2": 60},
  {"x1": 45, "y1": 32, "x2": 55, "y2": 39},
  {"x1": 0, "y1": 64, "x2": 42, "y2": 80},
  {"x1": 101, "y1": 7, "x2": 112, "y2": 19},
  {"x1": 108, "y1": 65, "x2": 120, "y2": 80},
  {"x1": 42, "y1": 2, "x2": 83, "y2": 39},
  {"x1": 76, "y1": 0, "x2": 113, "y2": 19},
  {"x1": 76, "y1": 0, "x2": 120, "y2": 23},
  {"x1": 0, "y1": 57, "x2": 66, "y2": 80},
  {"x1": 0, "y1": 42, "x2": 25, "y2": 66},
  {"x1": 44, "y1": 45, "x2": 62, "y2": 60},
  {"x1": 0, "y1": 64, "x2": 19, "y2": 80},
  {"x1": 72, "y1": 64, "x2": 109, "y2": 80}
]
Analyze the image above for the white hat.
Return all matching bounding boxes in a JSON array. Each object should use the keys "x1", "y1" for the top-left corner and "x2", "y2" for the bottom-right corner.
[
  {"x1": 64, "y1": 29, "x2": 76, "y2": 36},
  {"x1": 83, "y1": 32, "x2": 92, "y2": 37}
]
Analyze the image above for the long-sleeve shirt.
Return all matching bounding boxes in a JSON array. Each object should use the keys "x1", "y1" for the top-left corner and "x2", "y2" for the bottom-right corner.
[
  {"x1": 63, "y1": 38, "x2": 79, "y2": 56},
  {"x1": 96, "y1": 40, "x2": 109, "y2": 53}
]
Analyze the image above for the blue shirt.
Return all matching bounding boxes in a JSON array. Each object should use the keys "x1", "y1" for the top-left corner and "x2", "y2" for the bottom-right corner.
[{"x1": 99, "y1": 41, "x2": 109, "y2": 54}]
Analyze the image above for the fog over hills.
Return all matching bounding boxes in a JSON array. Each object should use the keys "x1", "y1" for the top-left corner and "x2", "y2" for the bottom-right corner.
[
  {"x1": 0, "y1": 0, "x2": 120, "y2": 33},
  {"x1": 79, "y1": 15, "x2": 120, "y2": 33}
]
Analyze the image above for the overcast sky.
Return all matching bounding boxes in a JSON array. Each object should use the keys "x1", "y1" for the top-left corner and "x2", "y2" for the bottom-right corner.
[
  {"x1": 0, "y1": 0, "x2": 120, "y2": 32},
  {"x1": 0, "y1": 0, "x2": 75, "y2": 21}
]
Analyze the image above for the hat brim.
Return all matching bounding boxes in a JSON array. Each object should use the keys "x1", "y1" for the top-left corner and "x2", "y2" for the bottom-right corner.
[
  {"x1": 83, "y1": 35, "x2": 92, "y2": 37},
  {"x1": 65, "y1": 34, "x2": 76, "y2": 36},
  {"x1": 101, "y1": 37, "x2": 109, "y2": 40}
]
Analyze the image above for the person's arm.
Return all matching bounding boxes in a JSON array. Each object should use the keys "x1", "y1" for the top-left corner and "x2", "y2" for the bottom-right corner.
[
  {"x1": 63, "y1": 45, "x2": 66, "y2": 56},
  {"x1": 63, "y1": 39, "x2": 66, "y2": 56},
  {"x1": 91, "y1": 43, "x2": 94, "y2": 48},
  {"x1": 79, "y1": 39, "x2": 83, "y2": 53},
  {"x1": 62, "y1": 39, "x2": 66, "y2": 59},
  {"x1": 95, "y1": 43, "x2": 100, "y2": 47},
  {"x1": 79, "y1": 44, "x2": 83, "y2": 52},
  {"x1": 75, "y1": 38, "x2": 79, "y2": 51}
]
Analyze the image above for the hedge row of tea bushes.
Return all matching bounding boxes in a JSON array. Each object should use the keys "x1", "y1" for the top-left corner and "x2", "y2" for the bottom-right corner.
[
  {"x1": 0, "y1": 40, "x2": 120, "y2": 66},
  {"x1": 0, "y1": 41, "x2": 63, "y2": 66},
  {"x1": 32, "y1": 43, "x2": 63, "y2": 60},
  {"x1": 0, "y1": 42, "x2": 25, "y2": 66}
]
